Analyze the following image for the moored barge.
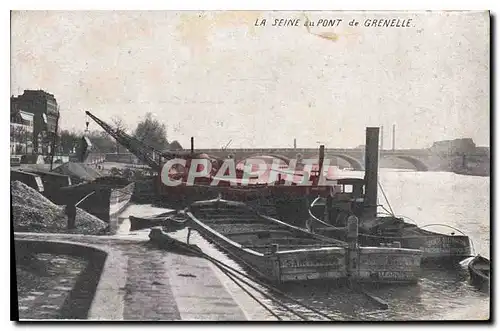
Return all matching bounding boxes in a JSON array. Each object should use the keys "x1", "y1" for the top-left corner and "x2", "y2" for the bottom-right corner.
[
  {"x1": 185, "y1": 198, "x2": 422, "y2": 284},
  {"x1": 49, "y1": 176, "x2": 134, "y2": 222},
  {"x1": 306, "y1": 128, "x2": 471, "y2": 263}
]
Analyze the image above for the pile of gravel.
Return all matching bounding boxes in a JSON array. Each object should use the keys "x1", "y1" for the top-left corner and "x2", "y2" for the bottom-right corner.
[{"x1": 11, "y1": 181, "x2": 108, "y2": 235}]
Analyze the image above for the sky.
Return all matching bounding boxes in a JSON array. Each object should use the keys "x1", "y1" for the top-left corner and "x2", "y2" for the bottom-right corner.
[{"x1": 10, "y1": 11, "x2": 490, "y2": 149}]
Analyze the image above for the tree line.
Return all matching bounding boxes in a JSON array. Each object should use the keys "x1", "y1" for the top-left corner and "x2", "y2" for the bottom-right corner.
[{"x1": 59, "y1": 112, "x2": 179, "y2": 154}]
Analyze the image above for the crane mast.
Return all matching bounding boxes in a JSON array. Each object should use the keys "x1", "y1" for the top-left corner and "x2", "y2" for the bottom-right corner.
[
  {"x1": 85, "y1": 111, "x2": 166, "y2": 171},
  {"x1": 85, "y1": 111, "x2": 214, "y2": 174}
]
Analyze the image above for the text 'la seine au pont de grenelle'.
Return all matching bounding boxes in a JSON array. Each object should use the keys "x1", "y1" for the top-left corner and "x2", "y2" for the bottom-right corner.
[{"x1": 254, "y1": 18, "x2": 414, "y2": 28}]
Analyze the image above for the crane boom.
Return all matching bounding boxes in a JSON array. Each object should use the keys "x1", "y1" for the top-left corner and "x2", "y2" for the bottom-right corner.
[
  {"x1": 85, "y1": 111, "x2": 165, "y2": 171},
  {"x1": 85, "y1": 111, "x2": 221, "y2": 175}
]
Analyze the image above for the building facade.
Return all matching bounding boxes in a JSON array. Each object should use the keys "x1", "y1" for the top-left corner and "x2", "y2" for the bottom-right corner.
[
  {"x1": 10, "y1": 109, "x2": 34, "y2": 154},
  {"x1": 429, "y1": 138, "x2": 477, "y2": 155},
  {"x1": 11, "y1": 90, "x2": 60, "y2": 154}
]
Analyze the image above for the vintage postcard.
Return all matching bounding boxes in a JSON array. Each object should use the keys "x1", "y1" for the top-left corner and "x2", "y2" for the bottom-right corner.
[{"x1": 11, "y1": 10, "x2": 490, "y2": 321}]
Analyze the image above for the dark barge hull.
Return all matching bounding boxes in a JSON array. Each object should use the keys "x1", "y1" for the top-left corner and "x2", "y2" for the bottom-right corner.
[
  {"x1": 152, "y1": 177, "x2": 320, "y2": 227},
  {"x1": 48, "y1": 180, "x2": 135, "y2": 222},
  {"x1": 309, "y1": 203, "x2": 471, "y2": 263},
  {"x1": 363, "y1": 229, "x2": 471, "y2": 264},
  {"x1": 183, "y1": 198, "x2": 422, "y2": 284},
  {"x1": 129, "y1": 212, "x2": 186, "y2": 231},
  {"x1": 185, "y1": 198, "x2": 349, "y2": 284}
]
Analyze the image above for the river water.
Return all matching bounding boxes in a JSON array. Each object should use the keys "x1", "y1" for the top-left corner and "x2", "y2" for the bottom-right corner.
[{"x1": 118, "y1": 169, "x2": 490, "y2": 321}]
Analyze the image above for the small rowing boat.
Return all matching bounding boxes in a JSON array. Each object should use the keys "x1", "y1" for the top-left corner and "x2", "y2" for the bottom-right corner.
[
  {"x1": 468, "y1": 255, "x2": 490, "y2": 289},
  {"x1": 129, "y1": 211, "x2": 188, "y2": 231}
]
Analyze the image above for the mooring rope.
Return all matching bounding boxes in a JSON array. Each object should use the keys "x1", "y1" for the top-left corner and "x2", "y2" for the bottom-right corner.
[
  {"x1": 307, "y1": 205, "x2": 473, "y2": 250},
  {"x1": 218, "y1": 265, "x2": 284, "y2": 321},
  {"x1": 307, "y1": 209, "x2": 346, "y2": 231},
  {"x1": 215, "y1": 262, "x2": 309, "y2": 321},
  {"x1": 378, "y1": 181, "x2": 395, "y2": 216},
  {"x1": 379, "y1": 206, "x2": 393, "y2": 217},
  {"x1": 418, "y1": 223, "x2": 467, "y2": 236},
  {"x1": 194, "y1": 247, "x2": 331, "y2": 320}
]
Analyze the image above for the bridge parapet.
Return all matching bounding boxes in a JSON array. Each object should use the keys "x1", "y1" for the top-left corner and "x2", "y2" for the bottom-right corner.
[
  {"x1": 191, "y1": 148, "x2": 434, "y2": 155},
  {"x1": 179, "y1": 147, "x2": 488, "y2": 172}
]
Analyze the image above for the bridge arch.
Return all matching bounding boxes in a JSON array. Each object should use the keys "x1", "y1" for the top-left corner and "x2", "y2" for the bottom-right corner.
[
  {"x1": 204, "y1": 154, "x2": 224, "y2": 162},
  {"x1": 236, "y1": 154, "x2": 291, "y2": 167},
  {"x1": 302, "y1": 153, "x2": 364, "y2": 171},
  {"x1": 328, "y1": 154, "x2": 364, "y2": 171},
  {"x1": 388, "y1": 155, "x2": 429, "y2": 171}
]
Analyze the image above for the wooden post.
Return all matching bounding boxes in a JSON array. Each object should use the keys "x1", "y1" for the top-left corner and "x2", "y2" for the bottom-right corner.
[
  {"x1": 316, "y1": 145, "x2": 325, "y2": 186},
  {"x1": 65, "y1": 204, "x2": 77, "y2": 230},
  {"x1": 269, "y1": 244, "x2": 280, "y2": 282},
  {"x1": 346, "y1": 215, "x2": 359, "y2": 280},
  {"x1": 363, "y1": 127, "x2": 380, "y2": 219}
]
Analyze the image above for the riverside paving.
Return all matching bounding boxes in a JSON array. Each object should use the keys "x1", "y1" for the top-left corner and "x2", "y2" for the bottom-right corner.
[{"x1": 14, "y1": 233, "x2": 253, "y2": 321}]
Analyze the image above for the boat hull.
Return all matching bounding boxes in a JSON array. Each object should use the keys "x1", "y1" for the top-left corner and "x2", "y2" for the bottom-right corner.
[
  {"x1": 129, "y1": 213, "x2": 186, "y2": 231},
  {"x1": 154, "y1": 176, "x2": 327, "y2": 227},
  {"x1": 355, "y1": 247, "x2": 422, "y2": 283},
  {"x1": 313, "y1": 227, "x2": 471, "y2": 264},
  {"x1": 468, "y1": 255, "x2": 490, "y2": 289},
  {"x1": 309, "y1": 202, "x2": 471, "y2": 263},
  {"x1": 188, "y1": 220, "x2": 348, "y2": 284},
  {"x1": 187, "y1": 199, "x2": 348, "y2": 283},
  {"x1": 402, "y1": 233, "x2": 471, "y2": 264},
  {"x1": 276, "y1": 248, "x2": 347, "y2": 282},
  {"x1": 469, "y1": 269, "x2": 489, "y2": 288},
  {"x1": 185, "y1": 215, "x2": 280, "y2": 282},
  {"x1": 49, "y1": 181, "x2": 135, "y2": 222},
  {"x1": 186, "y1": 199, "x2": 422, "y2": 284}
]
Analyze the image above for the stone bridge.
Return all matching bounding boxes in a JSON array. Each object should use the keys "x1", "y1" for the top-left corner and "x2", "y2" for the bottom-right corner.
[{"x1": 181, "y1": 148, "x2": 489, "y2": 172}]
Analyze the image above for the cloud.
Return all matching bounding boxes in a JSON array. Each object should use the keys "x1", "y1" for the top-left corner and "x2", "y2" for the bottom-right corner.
[{"x1": 10, "y1": 11, "x2": 490, "y2": 148}]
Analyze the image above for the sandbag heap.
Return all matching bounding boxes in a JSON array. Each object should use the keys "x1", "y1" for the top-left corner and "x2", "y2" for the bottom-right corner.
[{"x1": 11, "y1": 181, "x2": 108, "y2": 235}]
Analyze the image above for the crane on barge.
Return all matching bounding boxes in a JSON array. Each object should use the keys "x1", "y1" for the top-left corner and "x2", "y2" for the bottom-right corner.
[
  {"x1": 85, "y1": 111, "x2": 213, "y2": 172},
  {"x1": 83, "y1": 111, "x2": 335, "y2": 225},
  {"x1": 85, "y1": 110, "x2": 321, "y2": 185}
]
